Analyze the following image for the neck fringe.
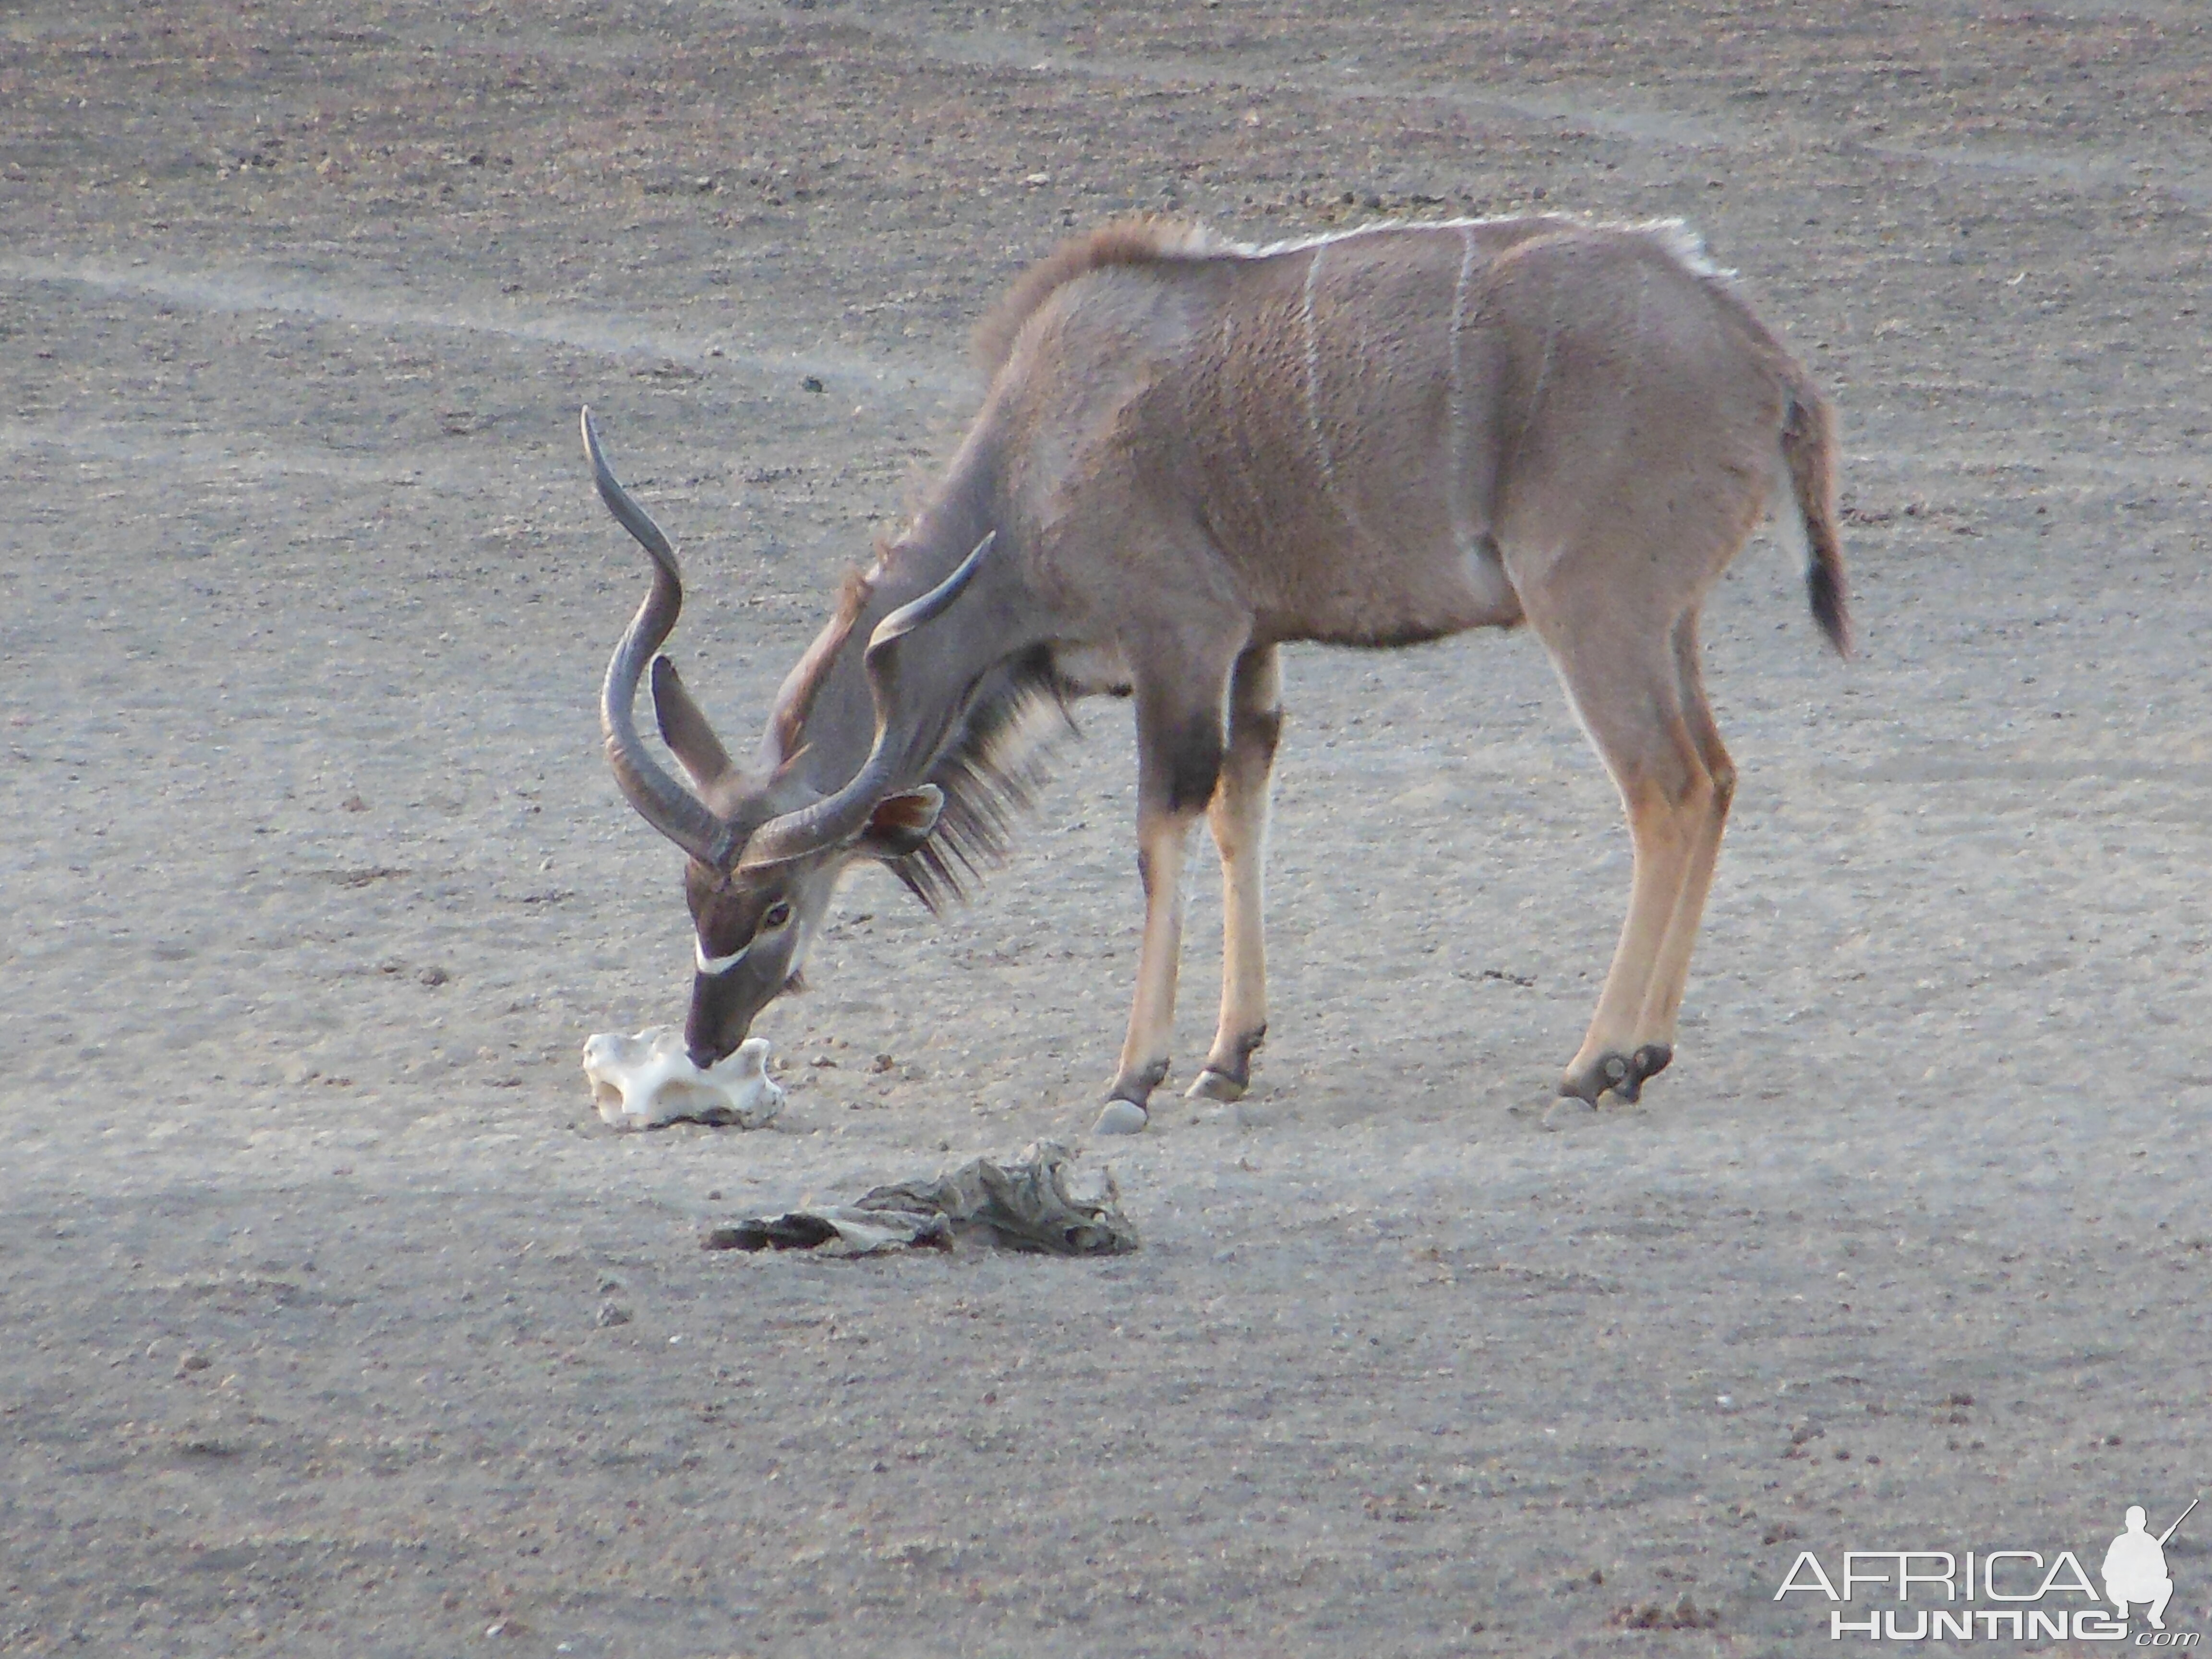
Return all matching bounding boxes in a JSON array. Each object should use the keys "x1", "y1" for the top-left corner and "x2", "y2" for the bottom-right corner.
[{"x1": 890, "y1": 645, "x2": 1076, "y2": 911}]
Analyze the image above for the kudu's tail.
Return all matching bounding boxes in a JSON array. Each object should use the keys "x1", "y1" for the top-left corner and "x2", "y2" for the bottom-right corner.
[{"x1": 1779, "y1": 372, "x2": 1852, "y2": 659}]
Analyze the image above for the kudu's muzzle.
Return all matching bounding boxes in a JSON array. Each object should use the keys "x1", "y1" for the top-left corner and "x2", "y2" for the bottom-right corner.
[{"x1": 684, "y1": 960, "x2": 784, "y2": 1071}]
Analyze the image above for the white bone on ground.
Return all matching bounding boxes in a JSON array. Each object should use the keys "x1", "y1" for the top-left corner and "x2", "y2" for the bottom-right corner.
[{"x1": 579, "y1": 1026, "x2": 784, "y2": 1130}]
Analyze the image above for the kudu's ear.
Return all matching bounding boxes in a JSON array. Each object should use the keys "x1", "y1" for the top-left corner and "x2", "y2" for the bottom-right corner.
[
  {"x1": 853, "y1": 784, "x2": 944, "y2": 862},
  {"x1": 650, "y1": 657, "x2": 738, "y2": 792}
]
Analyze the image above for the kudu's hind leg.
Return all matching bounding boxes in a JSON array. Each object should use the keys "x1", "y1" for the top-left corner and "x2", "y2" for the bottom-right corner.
[
  {"x1": 1094, "y1": 646, "x2": 1240, "y2": 1136},
  {"x1": 1624, "y1": 614, "x2": 1737, "y2": 1085},
  {"x1": 1188, "y1": 645, "x2": 1283, "y2": 1102},
  {"x1": 1534, "y1": 611, "x2": 1717, "y2": 1107}
]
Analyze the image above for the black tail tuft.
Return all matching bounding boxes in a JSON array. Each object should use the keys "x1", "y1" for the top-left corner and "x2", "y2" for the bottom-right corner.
[
  {"x1": 1807, "y1": 548, "x2": 1850, "y2": 659},
  {"x1": 1780, "y1": 384, "x2": 1852, "y2": 659}
]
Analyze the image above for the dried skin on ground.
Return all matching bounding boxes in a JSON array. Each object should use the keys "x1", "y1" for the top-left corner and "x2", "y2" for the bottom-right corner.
[{"x1": 2, "y1": 1, "x2": 2210, "y2": 1655}]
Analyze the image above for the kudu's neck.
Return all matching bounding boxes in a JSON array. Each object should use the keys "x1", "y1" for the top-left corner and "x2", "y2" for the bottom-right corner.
[{"x1": 781, "y1": 460, "x2": 1028, "y2": 801}]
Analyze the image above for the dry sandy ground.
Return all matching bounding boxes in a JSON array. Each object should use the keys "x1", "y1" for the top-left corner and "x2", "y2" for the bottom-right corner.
[{"x1": 4, "y1": 1, "x2": 2211, "y2": 1654}]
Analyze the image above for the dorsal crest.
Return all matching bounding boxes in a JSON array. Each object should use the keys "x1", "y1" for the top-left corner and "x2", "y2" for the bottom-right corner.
[{"x1": 973, "y1": 216, "x2": 1222, "y2": 380}]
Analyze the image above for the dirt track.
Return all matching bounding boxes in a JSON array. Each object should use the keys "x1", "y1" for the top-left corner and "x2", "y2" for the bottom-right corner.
[{"x1": 4, "y1": 2, "x2": 2211, "y2": 1654}]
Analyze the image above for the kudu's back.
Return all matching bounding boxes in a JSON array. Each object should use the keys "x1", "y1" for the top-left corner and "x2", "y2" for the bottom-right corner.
[{"x1": 996, "y1": 216, "x2": 1826, "y2": 652}]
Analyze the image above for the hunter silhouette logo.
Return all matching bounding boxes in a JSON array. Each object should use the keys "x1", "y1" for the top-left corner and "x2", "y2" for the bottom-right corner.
[{"x1": 2105, "y1": 1500, "x2": 2194, "y2": 1632}]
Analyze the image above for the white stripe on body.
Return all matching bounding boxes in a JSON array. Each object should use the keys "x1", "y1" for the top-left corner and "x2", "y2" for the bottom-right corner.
[
  {"x1": 1299, "y1": 244, "x2": 1334, "y2": 498},
  {"x1": 1228, "y1": 215, "x2": 1548, "y2": 260},
  {"x1": 1299, "y1": 245, "x2": 1373, "y2": 549},
  {"x1": 1446, "y1": 222, "x2": 1479, "y2": 563},
  {"x1": 1219, "y1": 214, "x2": 1731, "y2": 282}
]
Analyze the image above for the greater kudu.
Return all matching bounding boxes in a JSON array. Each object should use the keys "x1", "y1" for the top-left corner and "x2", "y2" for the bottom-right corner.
[{"x1": 584, "y1": 214, "x2": 1849, "y2": 1133}]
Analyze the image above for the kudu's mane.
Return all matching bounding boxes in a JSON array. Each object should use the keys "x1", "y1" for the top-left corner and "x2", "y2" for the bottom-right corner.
[
  {"x1": 973, "y1": 216, "x2": 1223, "y2": 378},
  {"x1": 895, "y1": 643, "x2": 1075, "y2": 912}
]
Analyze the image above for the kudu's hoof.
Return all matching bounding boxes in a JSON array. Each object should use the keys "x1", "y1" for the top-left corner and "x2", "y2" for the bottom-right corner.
[
  {"x1": 1186, "y1": 1028, "x2": 1263, "y2": 1103},
  {"x1": 1185, "y1": 1068, "x2": 1247, "y2": 1103},
  {"x1": 1625, "y1": 1043, "x2": 1672, "y2": 1098},
  {"x1": 1560, "y1": 1044, "x2": 1674, "y2": 1107},
  {"x1": 1093, "y1": 1099, "x2": 1150, "y2": 1136}
]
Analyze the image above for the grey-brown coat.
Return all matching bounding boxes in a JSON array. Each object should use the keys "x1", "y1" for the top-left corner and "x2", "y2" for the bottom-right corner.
[{"x1": 586, "y1": 212, "x2": 1849, "y2": 1131}]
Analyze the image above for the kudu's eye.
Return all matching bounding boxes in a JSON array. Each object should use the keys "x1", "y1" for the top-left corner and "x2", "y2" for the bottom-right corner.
[{"x1": 762, "y1": 901, "x2": 793, "y2": 931}]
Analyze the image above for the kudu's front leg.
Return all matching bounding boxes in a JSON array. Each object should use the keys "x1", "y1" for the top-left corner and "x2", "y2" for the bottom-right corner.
[
  {"x1": 1094, "y1": 653, "x2": 1237, "y2": 1136},
  {"x1": 1188, "y1": 645, "x2": 1283, "y2": 1102}
]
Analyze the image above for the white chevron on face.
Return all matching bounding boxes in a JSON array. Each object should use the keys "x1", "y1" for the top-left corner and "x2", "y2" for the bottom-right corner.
[{"x1": 695, "y1": 938, "x2": 747, "y2": 975}]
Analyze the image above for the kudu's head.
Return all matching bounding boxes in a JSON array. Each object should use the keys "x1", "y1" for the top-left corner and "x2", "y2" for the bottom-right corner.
[{"x1": 581, "y1": 409, "x2": 989, "y2": 1068}]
